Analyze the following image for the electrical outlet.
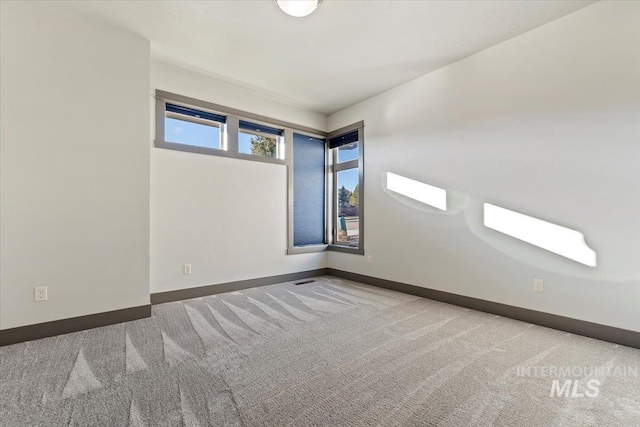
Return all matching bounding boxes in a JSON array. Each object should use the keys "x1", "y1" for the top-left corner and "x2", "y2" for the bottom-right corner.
[
  {"x1": 34, "y1": 286, "x2": 47, "y2": 302},
  {"x1": 533, "y1": 279, "x2": 544, "y2": 293},
  {"x1": 367, "y1": 255, "x2": 372, "y2": 264},
  {"x1": 183, "y1": 264, "x2": 192, "y2": 275}
]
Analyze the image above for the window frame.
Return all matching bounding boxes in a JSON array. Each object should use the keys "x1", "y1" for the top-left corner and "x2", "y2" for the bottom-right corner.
[
  {"x1": 155, "y1": 90, "x2": 320, "y2": 166},
  {"x1": 328, "y1": 122, "x2": 365, "y2": 255},
  {"x1": 154, "y1": 90, "x2": 364, "y2": 256}
]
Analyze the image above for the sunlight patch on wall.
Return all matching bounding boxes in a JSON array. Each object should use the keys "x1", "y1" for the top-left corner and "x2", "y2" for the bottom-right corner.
[
  {"x1": 386, "y1": 172, "x2": 447, "y2": 211},
  {"x1": 483, "y1": 203, "x2": 597, "y2": 267}
]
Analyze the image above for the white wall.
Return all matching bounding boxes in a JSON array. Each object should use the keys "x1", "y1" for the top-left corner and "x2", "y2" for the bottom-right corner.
[
  {"x1": 0, "y1": 2, "x2": 151, "y2": 329},
  {"x1": 327, "y1": 1, "x2": 640, "y2": 332},
  {"x1": 3, "y1": 0, "x2": 636, "y2": 333},
  {"x1": 150, "y1": 61, "x2": 327, "y2": 294}
]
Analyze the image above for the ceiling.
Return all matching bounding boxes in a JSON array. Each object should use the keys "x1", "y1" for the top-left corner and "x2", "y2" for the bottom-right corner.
[{"x1": 55, "y1": 0, "x2": 594, "y2": 114}]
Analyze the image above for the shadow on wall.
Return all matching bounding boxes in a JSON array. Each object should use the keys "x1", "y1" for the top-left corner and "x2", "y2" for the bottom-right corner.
[{"x1": 381, "y1": 171, "x2": 636, "y2": 282}]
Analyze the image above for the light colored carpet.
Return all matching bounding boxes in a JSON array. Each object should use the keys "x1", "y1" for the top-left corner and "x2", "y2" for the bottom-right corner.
[{"x1": 1, "y1": 276, "x2": 638, "y2": 426}]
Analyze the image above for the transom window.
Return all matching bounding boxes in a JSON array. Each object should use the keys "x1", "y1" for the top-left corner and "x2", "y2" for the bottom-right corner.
[
  {"x1": 164, "y1": 103, "x2": 224, "y2": 150},
  {"x1": 238, "y1": 121, "x2": 284, "y2": 158},
  {"x1": 156, "y1": 94, "x2": 286, "y2": 163}
]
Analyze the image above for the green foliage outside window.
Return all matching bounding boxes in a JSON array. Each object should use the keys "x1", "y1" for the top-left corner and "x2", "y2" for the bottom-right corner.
[{"x1": 250, "y1": 135, "x2": 277, "y2": 157}]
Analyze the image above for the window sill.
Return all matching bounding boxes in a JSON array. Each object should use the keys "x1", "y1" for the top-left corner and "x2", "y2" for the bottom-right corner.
[
  {"x1": 287, "y1": 244, "x2": 328, "y2": 255},
  {"x1": 327, "y1": 245, "x2": 364, "y2": 255}
]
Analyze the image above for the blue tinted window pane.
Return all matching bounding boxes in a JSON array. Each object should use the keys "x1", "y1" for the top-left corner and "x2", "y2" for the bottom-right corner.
[
  {"x1": 165, "y1": 117, "x2": 220, "y2": 149},
  {"x1": 293, "y1": 134, "x2": 325, "y2": 246},
  {"x1": 336, "y1": 168, "x2": 359, "y2": 247},
  {"x1": 239, "y1": 131, "x2": 277, "y2": 157},
  {"x1": 338, "y1": 142, "x2": 359, "y2": 163}
]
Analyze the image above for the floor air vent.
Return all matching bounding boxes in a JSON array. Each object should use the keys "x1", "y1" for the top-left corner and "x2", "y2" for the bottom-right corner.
[{"x1": 294, "y1": 280, "x2": 317, "y2": 286}]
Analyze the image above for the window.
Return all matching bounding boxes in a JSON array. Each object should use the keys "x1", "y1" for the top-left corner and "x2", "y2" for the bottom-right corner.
[
  {"x1": 238, "y1": 121, "x2": 284, "y2": 159},
  {"x1": 288, "y1": 122, "x2": 363, "y2": 255},
  {"x1": 155, "y1": 91, "x2": 364, "y2": 256},
  {"x1": 155, "y1": 91, "x2": 290, "y2": 166},
  {"x1": 164, "y1": 103, "x2": 225, "y2": 149},
  {"x1": 328, "y1": 124, "x2": 364, "y2": 254}
]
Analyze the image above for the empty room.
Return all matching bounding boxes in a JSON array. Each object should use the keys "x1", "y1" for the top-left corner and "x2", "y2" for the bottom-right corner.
[{"x1": 1, "y1": 0, "x2": 638, "y2": 426}]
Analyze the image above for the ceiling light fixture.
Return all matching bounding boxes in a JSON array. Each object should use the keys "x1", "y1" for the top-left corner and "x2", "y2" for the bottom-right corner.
[{"x1": 274, "y1": 0, "x2": 322, "y2": 18}]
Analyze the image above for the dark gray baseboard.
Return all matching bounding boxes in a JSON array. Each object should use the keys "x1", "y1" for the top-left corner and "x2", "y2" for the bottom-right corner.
[
  {"x1": 0, "y1": 304, "x2": 151, "y2": 347},
  {"x1": 150, "y1": 269, "x2": 330, "y2": 304},
  {"x1": 327, "y1": 269, "x2": 640, "y2": 349},
  {"x1": 3, "y1": 268, "x2": 636, "y2": 349},
  {"x1": 0, "y1": 269, "x2": 327, "y2": 347}
]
